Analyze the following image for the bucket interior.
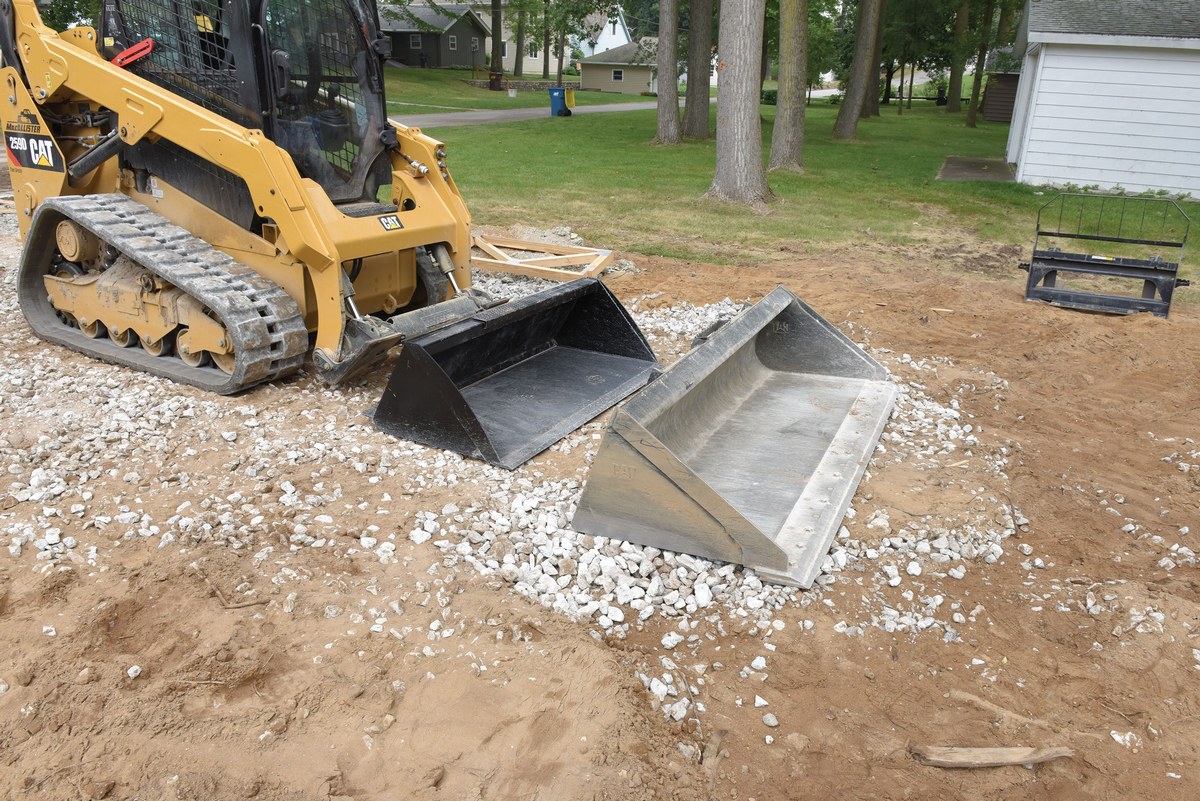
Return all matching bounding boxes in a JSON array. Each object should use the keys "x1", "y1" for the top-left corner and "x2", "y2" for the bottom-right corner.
[
  {"x1": 376, "y1": 280, "x2": 657, "y2": 468},
  {"x1": 644, "y1": 333, "x2": 872, "y2": 541},
  {"x1": 460, "y1": 344, "x2": 656, "y2": 466},
  {"x1": 572, "y1": 286, "x2": 896, "y2": 587}
]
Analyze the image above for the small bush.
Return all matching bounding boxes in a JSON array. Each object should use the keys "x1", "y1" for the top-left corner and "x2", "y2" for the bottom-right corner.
[{"x1": 761, "y1": 88, "x2": 777, "y2": 105}]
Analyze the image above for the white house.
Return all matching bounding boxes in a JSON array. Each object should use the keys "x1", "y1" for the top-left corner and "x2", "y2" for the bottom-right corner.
[
  {"x1": 462, "y1": 3, "x2": 631, "y2": 76},
  {"x1": 576, "y1": 8, "x2": 633, "y2": 58},
  {"x1": 1006, "y1": 0, "x2": 1200, "y2": 196}
]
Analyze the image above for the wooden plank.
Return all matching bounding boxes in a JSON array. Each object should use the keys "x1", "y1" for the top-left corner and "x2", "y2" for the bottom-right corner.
[
  {"x1": 910, "y1": 745, "x2": 1073, "y2": 769},
  {"x1": 481, "y1": 236, "x2": 597, "y2": 256},
  {"x1": 578, "y1": 250, "x2": 614, "y2": 278},
  {"x1": 474, "y1": 238, "x2": 517, "y2": 263},
  {"x1": 521, "y1": 254, "x2": 600, "y2": 268},
  {"x1": 523, "y1": 251, "x2": 613, "y2": 269},
  {"x1": 469, "y1": 257, "x2": 600, "y2": 282},
  {"x1": 470, "y1": 234, "x2": 614, "y2": 282}
]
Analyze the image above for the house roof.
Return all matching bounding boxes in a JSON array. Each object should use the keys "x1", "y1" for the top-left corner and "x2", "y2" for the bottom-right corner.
[
  {"x1": 1027, "y1": 0, "x2": 1200, "y2": 40},
  {"x1": 582, "y1": 9, "x2": 632, "y2": 44},
  {"x1": 379, "y1": 4, "x2": 491, "y2": 36},
  {"x1": 580, "y1": 39, "x2": 656, "y2": 66}
]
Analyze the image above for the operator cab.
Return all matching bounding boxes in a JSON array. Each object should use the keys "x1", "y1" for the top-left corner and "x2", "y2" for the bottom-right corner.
[{"x1": 100, "y1": 0, "x2": 394, "y2": 214}]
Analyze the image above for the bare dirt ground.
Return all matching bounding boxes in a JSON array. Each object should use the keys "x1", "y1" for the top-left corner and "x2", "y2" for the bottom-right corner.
[{"x1": 1, "y1": 208, "x2": 1198, "y2": 801}]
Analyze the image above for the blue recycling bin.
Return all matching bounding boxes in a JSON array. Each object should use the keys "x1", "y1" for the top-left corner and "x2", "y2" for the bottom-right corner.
[{"x1": 549, "y1": 87, "x2": 570, "y2": 117}]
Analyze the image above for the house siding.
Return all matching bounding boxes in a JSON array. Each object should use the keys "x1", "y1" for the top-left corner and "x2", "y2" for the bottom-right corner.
[
  {"x1": 982, "y1": 72, "x2": 1020, "y2": 122},
  {"x1": 390, "y1": 32, "x2": 423, "y2": 67},
  {"x1": 498, "y1": 39, "x2": 557, "y2": 76},
  {"x1": 581, "y1": 64, "x2": 653, "y2": 93},
  {"x1": 1013, "y1": 44, "x2": 1200, "y2": 195},
  {"x1": 436, "y1": 17, "x2": 486, "y2": 68}
]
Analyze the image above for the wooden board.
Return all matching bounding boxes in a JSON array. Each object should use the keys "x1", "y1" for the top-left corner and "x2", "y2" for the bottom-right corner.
[
  {"x1": 910, "y1": 745, "x2": 1074, "y2": 769},
  {"x1": 471, "y1": 235, "x2": 614, "y2": 282}
]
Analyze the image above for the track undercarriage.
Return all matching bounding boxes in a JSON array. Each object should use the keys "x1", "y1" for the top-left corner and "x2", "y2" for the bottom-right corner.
[{"x1": 19, "y1": 195, "x2": 309, "y2": 394}]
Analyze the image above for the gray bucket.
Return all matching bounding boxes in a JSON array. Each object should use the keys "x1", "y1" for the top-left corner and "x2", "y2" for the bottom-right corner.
[{"x1": 572, "y1": 286, "x2": 896, "y2": 588}]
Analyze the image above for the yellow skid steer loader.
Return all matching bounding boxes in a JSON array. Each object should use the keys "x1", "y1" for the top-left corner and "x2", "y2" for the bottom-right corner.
[{"x1": 0, "y1": 0, "x2": 656, "y2": 462}]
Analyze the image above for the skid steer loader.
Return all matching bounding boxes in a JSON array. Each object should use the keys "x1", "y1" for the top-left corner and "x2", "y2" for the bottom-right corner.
[{"x1": 0, "y1": 0, "x2": 656, "y2": 457}]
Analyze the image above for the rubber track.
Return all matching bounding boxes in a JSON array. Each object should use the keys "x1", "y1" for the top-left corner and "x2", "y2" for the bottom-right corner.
[{"x1": 16, "y1": 195, "x2": 309, "y2": 394}]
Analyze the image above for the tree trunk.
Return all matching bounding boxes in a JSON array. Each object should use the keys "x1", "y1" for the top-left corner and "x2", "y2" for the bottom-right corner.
[
  {"x1": 768, "y1": 0, "x2": 808, "y2": 171},
  {"x1": 490, "y1": 0, "x2": 503, "y2": 85},
  {"x1": 683, "y1": 0, "x2": 714, "y2": 138},
  {"x1": 896, "y1": 60, "x2": 904, "y2": 115},
  {"x1": 832, "y1": 0, "x2": 880, "y2": 140},
  {"x1": 542, "y1": 0, "x2": 550, "y2": 80},
  {"x1": 556, "y1": 31, "x2": 566, "y2": 87},
  {"x1": 514, "y1": 8, "x2": 527, "y2": 78},
  {"x1": 882, "y1": 59, "x2": 895, "y2": 103},
  {"x1": 996, "y1": 0, "x2": 1018, "y2": 45},
  {"x1": 907, "y1": 60, "x2": 914, "y2": 108},
  {"x1": 656, "y1": 0, "x2": 682, "y2": 142},
  {"x1": 861, "y1": 0, "x2": 886, "y2": 117},
  {"x1": 946, "y1": 0, "x2": 968, "y2": 112},
  {"x1": 760, "y1": 20, "x2": 771, "y2": 91},
  {"x1": 706, "y1": 0, "x2": 771, "y2": 206},
  {"x1": 966, "y1": 0, "x2": 995, "y2": 127}
]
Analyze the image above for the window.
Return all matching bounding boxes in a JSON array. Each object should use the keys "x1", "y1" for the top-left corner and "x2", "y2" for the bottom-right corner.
[
  {"x1": 471, "y1": 37, "x2": 479, "y2": 52},
  {"x1": 612, "y1": 69, "x2": 624, "y2": 82},
  {"x1": 501, "y1": 40, "x2": 507, "y2": 58},
  {"x1": 409, "y1": 34, "x2": 421, "y2": 48},
  {"x1": 448, "y1": 34, "x2": 457, "y2": 50},
  {"x1": 528, "y1": 42, "x2": 539, "y2": 58}
]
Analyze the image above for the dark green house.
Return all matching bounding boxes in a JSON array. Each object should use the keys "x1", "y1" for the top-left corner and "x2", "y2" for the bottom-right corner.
[{"x1": 380, "y1": 4, "x2": 491, "y2": 69}]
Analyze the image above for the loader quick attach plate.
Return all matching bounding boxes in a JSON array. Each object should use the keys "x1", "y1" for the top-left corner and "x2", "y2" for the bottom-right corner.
[
  {"x1": 572, "y1": 287, "x2": 897, "y2": 589},
  {"x1": 1020, "y1": 194, "x2": 1191, "y2": 318},
  {"x1": 372, "y1": 279, "x2": 658, "y2": 469}
]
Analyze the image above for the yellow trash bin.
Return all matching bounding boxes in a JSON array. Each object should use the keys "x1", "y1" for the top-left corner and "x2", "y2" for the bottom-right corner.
[{"x1": 564, "y1": 88, "x2": 576, "y2": 109}]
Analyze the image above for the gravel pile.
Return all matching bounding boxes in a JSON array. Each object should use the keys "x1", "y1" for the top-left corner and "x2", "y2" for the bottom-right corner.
[{"x1": 1, "y1": 255, "x2": 1022, "y2": 635}]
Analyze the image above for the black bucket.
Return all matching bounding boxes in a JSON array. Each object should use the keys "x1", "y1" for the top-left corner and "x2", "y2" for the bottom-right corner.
[{"x1": 372, "y1": 279, "x2": 658, "y2": 469}]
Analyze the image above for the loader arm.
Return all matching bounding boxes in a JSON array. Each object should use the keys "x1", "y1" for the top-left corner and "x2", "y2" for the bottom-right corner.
[{"x1": 1, "y1": 0, "x2": 472, "y2": 361}]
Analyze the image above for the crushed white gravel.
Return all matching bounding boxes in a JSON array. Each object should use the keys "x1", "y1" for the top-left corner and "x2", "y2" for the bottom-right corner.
[{"x1": 7, "y1": 221, "x2": 1164, "y2": 726}]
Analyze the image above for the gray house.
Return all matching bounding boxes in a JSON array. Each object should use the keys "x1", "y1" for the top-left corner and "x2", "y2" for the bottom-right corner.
[
  {"x1": 380, "y1": 4, "x2": 491, "y2": 69},
  {"x1": 1006, "y1": 0, "x2": 1200, "y2": 195}
]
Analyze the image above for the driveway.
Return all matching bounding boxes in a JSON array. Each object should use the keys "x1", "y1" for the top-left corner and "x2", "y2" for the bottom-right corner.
[
  {"x1": 391, "y1": 88, "x2": 839, "y2": 130},
  {"x1": 392, "y1": 99, "x2": 687, "y2": 130}
]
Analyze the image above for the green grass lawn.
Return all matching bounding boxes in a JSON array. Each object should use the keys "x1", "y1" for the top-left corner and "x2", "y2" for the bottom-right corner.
[
  {"x1": 430, "y1": 104, "x2": 1040, "y2": 263},
  {"x1": 428, "y1": 102, "x2": 1199, "y2": 292},
  {"x1": 384, "y1": 67, "x2": 650, "y2": 114}
]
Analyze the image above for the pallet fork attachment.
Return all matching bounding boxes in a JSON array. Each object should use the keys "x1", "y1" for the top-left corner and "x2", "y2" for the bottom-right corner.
[{"x1": 1020, "y1": 194, "x2": 1191, "y2": 318}]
